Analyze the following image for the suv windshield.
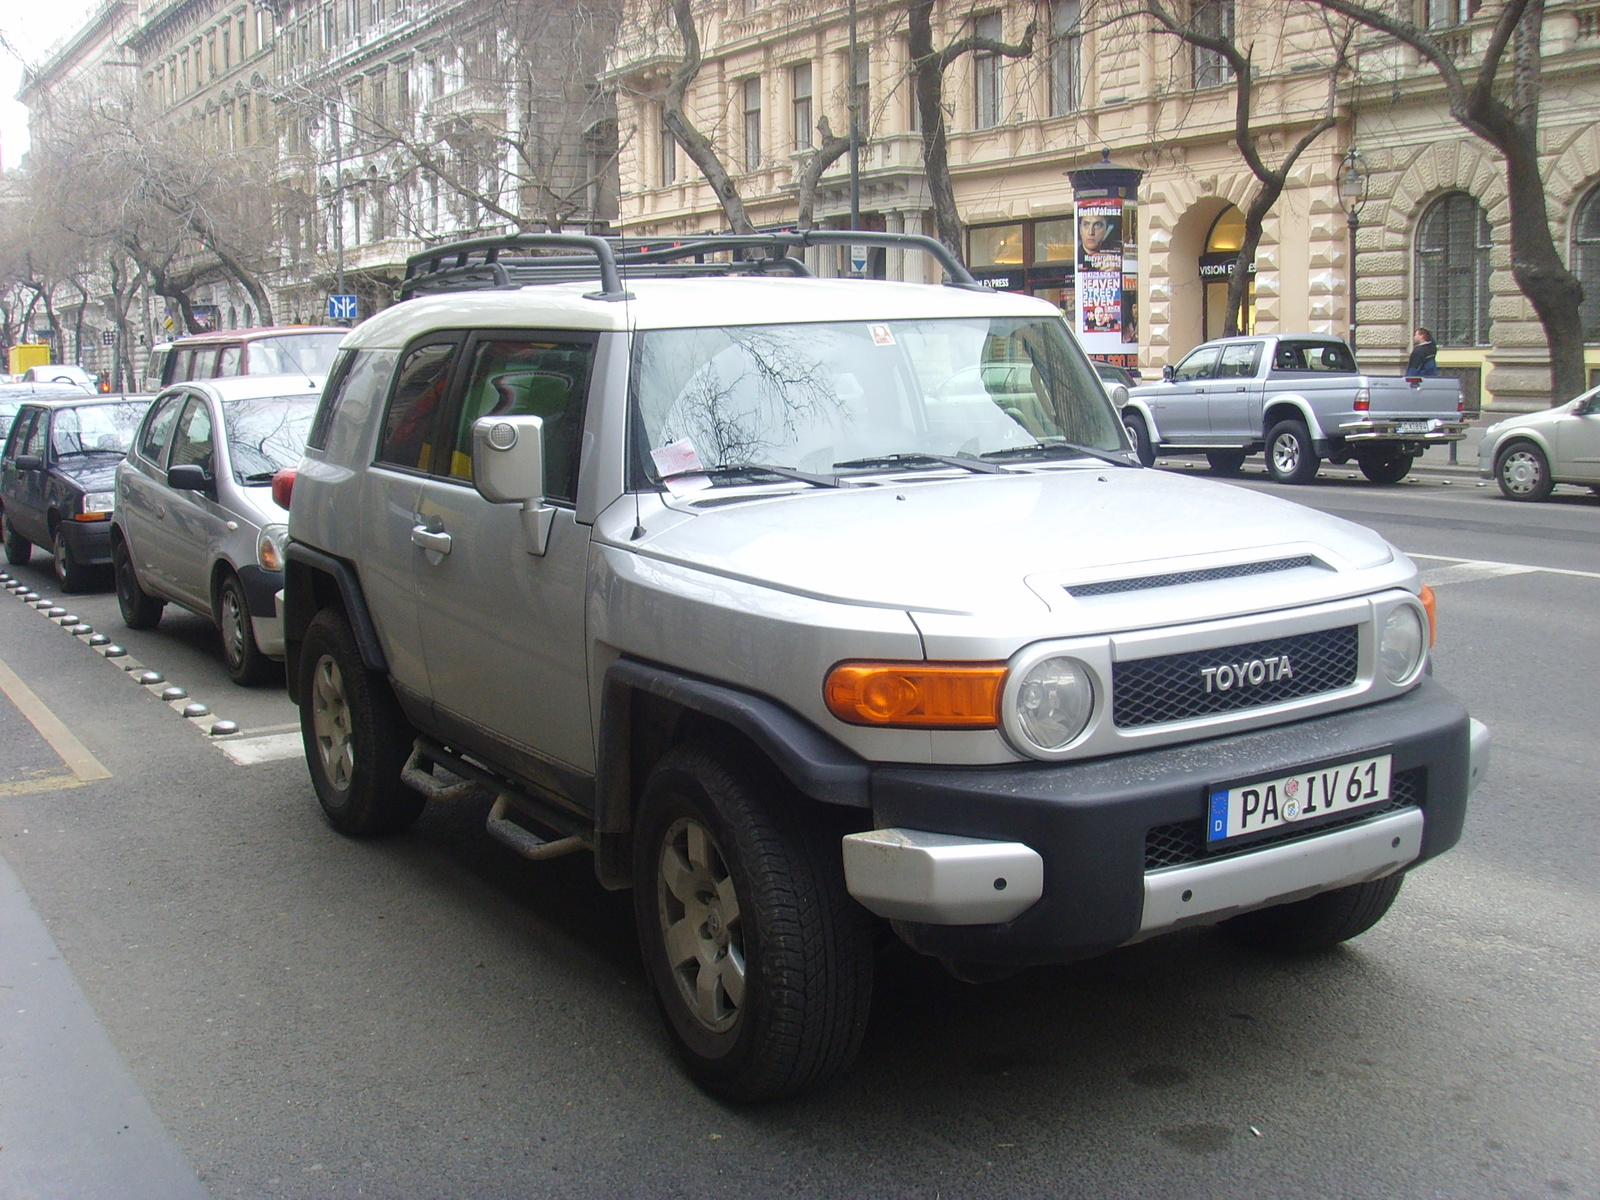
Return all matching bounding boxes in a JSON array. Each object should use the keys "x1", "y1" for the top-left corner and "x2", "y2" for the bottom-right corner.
[
  {"x1": 634, "y1": 316, "x2": 1125, "y2": 482},
  {"x1": 51, "y1": 401, "x2": 148, "y2": 457},
  {"x1": 224, "y1": 395, "x2": 318, "y2": 482},
  {"x1": 250, "y1": 334, "x2": 344, "y2": 377}
]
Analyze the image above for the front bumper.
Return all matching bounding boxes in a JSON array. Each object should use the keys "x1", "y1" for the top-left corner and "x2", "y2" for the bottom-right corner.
[
  {"x1": 59, "y1": 517, "x2": 113, "y2": 566},
  {"x1": 852, "y1": 680, "x2": 1477, "y2": 966},
  {"x1": 238, "y1": 565, "x2": 285, "y2": 658}
]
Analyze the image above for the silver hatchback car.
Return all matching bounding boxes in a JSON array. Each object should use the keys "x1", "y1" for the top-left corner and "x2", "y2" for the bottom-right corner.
[{"x1": 112, "y1": 374, "x2": 323, "y2": 683}]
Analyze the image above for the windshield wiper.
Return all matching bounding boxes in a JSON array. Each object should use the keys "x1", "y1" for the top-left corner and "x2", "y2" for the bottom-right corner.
[
  {"x1": 980, "y1": 440, "x2": 1140, "y2": 469},
  {"x1": 834, "y1": 452, "x2": 1008, "y2": 475},
  {"x1": 663, "y1": 463, "x2": 841, "y2": 488},
  {"x1": 241, "y1": 471, "x2": 278, "y2": 483}
]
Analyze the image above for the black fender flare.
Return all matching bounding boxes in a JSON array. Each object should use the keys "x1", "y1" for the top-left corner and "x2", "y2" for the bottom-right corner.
[{"x1": 283, "y1": 542, "x2": 388, "y2": 701}]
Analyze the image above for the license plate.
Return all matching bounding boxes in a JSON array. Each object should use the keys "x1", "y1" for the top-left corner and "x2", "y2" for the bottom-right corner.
[
  {"x1": 1395, "y1": 420, "x2": 1432, "y2": 433},
  {"x1": 1207, "y1": 754, "x2": 1392, "y2": 843}
]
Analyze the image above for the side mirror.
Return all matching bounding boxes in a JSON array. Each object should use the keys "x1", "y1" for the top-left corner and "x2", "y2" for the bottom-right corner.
[
  {"x1": 1162, "y1": 364, "x2": 1176, "y2": 383},
  {"x1": 167, "y1": 463, "x2": 213, "y2": 493},
  {"x1": 472, "y1": 414, "x2": 554, "y2": 555},
  {"x1": 15, "y1": 454, "x2": 43, "y2": 471}
]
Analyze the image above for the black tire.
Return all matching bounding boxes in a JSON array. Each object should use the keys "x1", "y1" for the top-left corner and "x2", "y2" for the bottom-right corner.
[
  {"x1": 1123, "y1": 411, "x2": 1157, "y2": 468},
  {"x1": 1220, "y1": 874, "x2": 1404, "y2": 953},
  {"x1": 1495, "y1": 440, "x2": 1554, "y2": 502},
  {"x1": 217, "y1": 571, "x2": 270, "y2": 686},
  {"x1": 298, "y1": 608, "x2": 424, "y2": 836},
  {"x1": 2, "y1": 512, "x2": 31, "y2": 566},
  {"x1": 1357, "y1": 450, "x2": 1414, "y2": 485},
  {"x1": 633, "y1": 740, "x2": 875, "y2": 1102},
  {"x1": 113, "y1": 535, "x2": 164, "y2": 629},
  {"x1": 52, "y1": 525, "x2": 94, "y2": 593},
  {"x1": 1265, "y1": 419, "x2": 1320, "y2": 484},
  {"x1": 1205, "y1": 449, "x2": 1247, "y2": 476}
]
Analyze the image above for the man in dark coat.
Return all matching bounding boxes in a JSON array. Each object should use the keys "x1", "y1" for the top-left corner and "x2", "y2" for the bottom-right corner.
[{"x1": 1406, "y1": 327, "x2": 1440, "y2": 376}]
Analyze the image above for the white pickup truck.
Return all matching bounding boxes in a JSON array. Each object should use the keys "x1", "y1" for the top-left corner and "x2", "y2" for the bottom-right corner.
[{"x1": 1124, "y1": 334, "x2": 1465, "y2": 484}]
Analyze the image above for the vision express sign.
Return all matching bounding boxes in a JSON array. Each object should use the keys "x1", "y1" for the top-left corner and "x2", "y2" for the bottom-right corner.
[{"x1": 1199, "y1": 252, "x2": 1258, "y2": 280}]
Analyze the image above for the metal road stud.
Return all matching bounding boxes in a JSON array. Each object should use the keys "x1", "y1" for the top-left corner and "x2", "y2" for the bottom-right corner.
[
  {"x1": 159, "y1": 686, "x2": 187, "y2": 701},
  {"x1": 70, "y1": 624, "x2": 93, "y2": 635},
  {"x1": 88, "y1": 633, "x2": 110, "y2": 646},
  {"x1": 46, "y1": 607, "x2": 66, "y2": 618},
  {"x1": 182, "y1": 703, "x2": 210, "y2": 718},
  {"x1": 135, "y1": 670, "x2": 165, "y2": 685},
  {"x1": 103, "y1": 644, "x2": 127, "y2": 657},
  {"x1": 59, "y1": 613, "x2": 79, "y2": 624},
  {"x1": 209, "y1": 720, "x2": 240, "y2": 736}
]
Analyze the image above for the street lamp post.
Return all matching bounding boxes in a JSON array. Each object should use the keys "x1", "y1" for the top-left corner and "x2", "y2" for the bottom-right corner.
[{"x1": 1337, "y1": 147, "x2": 1369, "y2": 358}]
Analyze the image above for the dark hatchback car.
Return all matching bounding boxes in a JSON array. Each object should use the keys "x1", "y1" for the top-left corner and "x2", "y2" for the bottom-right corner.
[{"x1": 1, "y1": 395, "x2": 152, "y2": 591}]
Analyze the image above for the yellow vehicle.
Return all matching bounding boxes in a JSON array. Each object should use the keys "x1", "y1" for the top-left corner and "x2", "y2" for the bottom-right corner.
[{"x1": 8, "y1": 344, "x2": 50, "y2": 376}]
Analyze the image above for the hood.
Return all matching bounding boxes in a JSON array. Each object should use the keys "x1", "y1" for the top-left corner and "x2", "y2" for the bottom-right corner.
[
  {"x1": 635, "y1": 467, "x2": 1397, "y2": 619},
  {"x1": 1486, "y1": 399, "x2": 1578, "y2": 437},
  {"x1": 53, "y1": 457, "x2": 119, "y2": 492},
  {"x1": 235, "y1": 483, "x2": 289, "y2": 527}
]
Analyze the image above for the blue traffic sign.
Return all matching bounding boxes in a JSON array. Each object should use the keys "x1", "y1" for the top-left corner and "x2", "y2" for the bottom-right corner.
[{"x1": 328, "y1": 294, "x2": 358, "y2": 321}]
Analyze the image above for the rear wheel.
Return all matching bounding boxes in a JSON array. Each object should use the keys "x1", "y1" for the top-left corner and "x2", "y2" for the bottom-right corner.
[
  {"x1": 1356, "y1": 450, "x2": 1413, "y2": 485},
  {"x1": 1123, "y1": 411, "x2": 1157, "y2": 467},
  {"x1": 2, "y1": 512, "x2": 31, "y2": 566},
  {"x1": 1265, "y1": 419, "x2": 1320, "y2": 484},
  {"x1": 113, "y1": 536, "x2": 164, "y2": 629},
  {"x1": 1495, "y1": 440, "x2": 1553, "y2": 502},
  {"x1": 1221, "y1": 874, "x2": 1404, "y2": 953},
  {"x1": 218, "y1": 572, "x2": 270, "y2": 686},
  {"x1": 633, "y1": 741, "x2": 874, "y2": 1101},
  {"x1": 1205, "y1": 449, "x2": 1247, "y2": 476},
  {"x1": 299, "y1": 608, "x2": 424, "y2": 836}
]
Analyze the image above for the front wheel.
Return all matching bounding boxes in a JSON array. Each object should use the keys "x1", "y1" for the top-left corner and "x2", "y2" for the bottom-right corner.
[
  {"x1": 298, "y1": 608, "x2": 424, "y2": 836},
  {"x1": 1220, "y1": 874, "x2": 1404, "y2": 953},
  {"x1": 1205, "y1": 449, "x2": 1247, "y2": 476},
  {"x1": 218, "y1": 572, "x2": 271, "y2": 686},
  {"x1": 52, "y1": 526, "x2": 94, "y2": 592},
  {"x1": 1265, "y1": 419, "x2": 1320, "y2": 484},
  {"x1": 1357, "y1": 450, "x2": 1414, "y2": 485},
  {"x1": 2, "y1": 512, "x2": 31, "y2": 566},
  {"x1": 113, "y1": 536, "x2": 164, "y2": 629},
  {"x1": 1123, "y1": 411, "x2": 1157, "y2": 468},
  {"x1": 1496, "y1": 440, "x2": 1553, "y2": 502},
  {"x1": 633, "y1": 741, "x2": 874, "y2": 1102}
]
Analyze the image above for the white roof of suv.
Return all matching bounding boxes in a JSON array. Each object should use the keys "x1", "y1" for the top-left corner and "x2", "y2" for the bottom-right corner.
[{"x1": 344, "y1": 277, "x2": 1063, "y2": 349}]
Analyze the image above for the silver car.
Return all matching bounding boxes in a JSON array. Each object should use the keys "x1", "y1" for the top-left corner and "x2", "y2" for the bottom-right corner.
[
  {"x1": 112, "y1": 374, "x2": 323, "y2": 683},
  {"x1": 1478, "y1": 385, "x2": 1600, "y2": 501}
]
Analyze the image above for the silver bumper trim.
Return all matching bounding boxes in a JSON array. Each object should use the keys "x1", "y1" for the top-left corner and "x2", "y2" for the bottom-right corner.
[
  {"x1": 842, "y1": 828, "x2": 1044, "y2": 925},
  {"x1": 1136, "y1": 808, "x2": 1423, "y2": 939}
]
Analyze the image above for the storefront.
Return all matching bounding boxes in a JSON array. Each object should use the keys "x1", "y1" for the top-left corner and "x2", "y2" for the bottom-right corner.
[
  {"x1": 1199, "y1": 206, "x2": 1256, "y2": 340},
  {"x1": 966, "y1": 218, "x2": 1076, "y2": 313}
]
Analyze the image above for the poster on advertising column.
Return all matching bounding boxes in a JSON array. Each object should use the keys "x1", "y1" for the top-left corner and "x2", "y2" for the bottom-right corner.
[{"x1": 1075, "y1": 197, "x2": 1139, "y2": 366}]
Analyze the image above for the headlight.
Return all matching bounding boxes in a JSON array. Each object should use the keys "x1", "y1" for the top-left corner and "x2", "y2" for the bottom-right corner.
[
  {"x1": 1380, "y1": 605, "x2": 1426, "y2": 685},
  {"x1": 257, "y1": 523, "x2": 288, "y2": 572},
  {"x1": 81, "y1": 491, "x2": 115, "y2": 516},
  {"x1": 1012, "y1": 656, "x2": 1095, "y2": 751}
]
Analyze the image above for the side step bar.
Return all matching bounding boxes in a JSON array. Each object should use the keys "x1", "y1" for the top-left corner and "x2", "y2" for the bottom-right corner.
[{"x1": 401, "y1": 740, "x2": 587, "y2": 862}]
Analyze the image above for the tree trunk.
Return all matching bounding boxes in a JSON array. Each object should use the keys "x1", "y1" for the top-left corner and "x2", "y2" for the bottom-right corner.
[
  {"x1": 795, "y1": 117, "x2": 852, "y2": 231},
  {"x1": 1224, "y1": 184, "x2": 1280, "y2": 336},
  {"x1": 664, "y1": 0, "x2": 755, "y2": 235},
  {"x1": 908, "y1": 2, "x2": 964, "y2": 259}
]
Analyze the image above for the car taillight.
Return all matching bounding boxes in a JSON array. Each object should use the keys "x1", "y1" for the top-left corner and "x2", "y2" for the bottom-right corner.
[
  {"x1": 271, "y1": 468, "x2": 296, "y2": 510},
  {"x1": 1353, "y1": 388, "x2": 1370, "y2": 411}
]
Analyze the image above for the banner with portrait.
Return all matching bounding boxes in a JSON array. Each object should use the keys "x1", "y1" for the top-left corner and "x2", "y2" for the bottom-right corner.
[{"x1": 1075, "y1": 197, "x2": 1139, "y2": 364}]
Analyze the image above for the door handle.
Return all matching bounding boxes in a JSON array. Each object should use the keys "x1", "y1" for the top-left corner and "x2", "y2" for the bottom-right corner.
[
  {"x1": 410, "y1": 525, "x2": 452, "y2": 554},
  {"x1": 1237, "y1": 386, "x2": 1248, "y2": 392}
]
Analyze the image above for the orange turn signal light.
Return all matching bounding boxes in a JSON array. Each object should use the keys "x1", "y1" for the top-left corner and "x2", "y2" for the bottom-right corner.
[
  {"x1": 1419, "y1": 584, "x2": 1437, "y2": 647},
  {"x1": 824, "y1": 661, "x2": 1007, "y2": 729}
]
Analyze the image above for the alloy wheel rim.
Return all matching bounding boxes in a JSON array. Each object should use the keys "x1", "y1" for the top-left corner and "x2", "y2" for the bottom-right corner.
[
  {"x1": 1272, "y1": 433, "x2": 1301, "y2": 475},
  {"x1": 221, "y1": 587, "x2": 246, "y2": 669},
  {"x1": 310, "y1": 654, "x2": 355, "y2": 791},
  {"x1": 1502, "y1": 450, "x2": 1541, "y2": 495},
  {"x1": 657, "y1": 816, "x2": 745, "y2": 1034}
]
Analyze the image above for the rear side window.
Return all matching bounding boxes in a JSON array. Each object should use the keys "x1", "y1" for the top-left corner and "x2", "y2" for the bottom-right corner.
[
  {"x1": 377, "y1": 341, "x2": 457, "y2": 472},
  {"x1": 217, "y1": 345, "x2": 243, "y2": 376},
  {"x1": 305, "y1": 349, "x2": 357, "y2": 451},
  {"x1": 1216, "y1": 343, "x2": 1262, "y2": 379},
  {"x1": 1273, "y1": 341, "x2": 1356, "y2": 373},
  {"x1": 139, "y1": 393, "x2": 185, "y2": 463},
  {"x1": 443, "y1": 337, "x2": 594, "y2": 504}
]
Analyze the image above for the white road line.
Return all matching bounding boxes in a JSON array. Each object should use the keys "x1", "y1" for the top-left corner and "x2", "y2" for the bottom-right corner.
[
  {"x1": 1420, "y1": 562, "x2": 1539, "y2": 587},
  {"x1": 1408, "y1": 552, "x2": 1600, "y2": 583},
  {"x1": 217, "y1": 731, "x2": 303, "y2": 766}
]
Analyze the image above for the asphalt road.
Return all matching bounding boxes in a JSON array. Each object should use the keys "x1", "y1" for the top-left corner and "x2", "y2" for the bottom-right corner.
[{"x1": 0, "y1": 469, "x2": 1596, "y2": 1199}]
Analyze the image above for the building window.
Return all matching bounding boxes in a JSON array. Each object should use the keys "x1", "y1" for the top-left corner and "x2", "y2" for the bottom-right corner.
[
  {"x1": 974, "y1": 13, "x2": 1003, "y2": 129},
  {"x1": 222, "y1": 27, "x2": 231, "y2": 70},
  {"x1": 852, "y1": 46, "x2": 870, "y2": 135},
  {"x1": 792, "y1": 63, "x2": 813, "y2": 150},
  {"x1": 1574, "y1": 188, "x2": 1600, "y2": 343},
  {"x1": 1192, "y1": 0, "x2": 1234, "y2": 87},
  {"x1": 742, "y1": 76, "x2": 762, "y2": 171},
  {"x1": 659, "y1": 110, "x2": 677, "y2": 186},
  {"x1": 1415, "y1": 191, "x2": 1492, "y2": 346},
  {"x1": 1050, "y1": 0, "x2": 1081, "y2": 115},
  {"x1": 1427, "y1": 0, "x2": 1471, "y2": 28}
]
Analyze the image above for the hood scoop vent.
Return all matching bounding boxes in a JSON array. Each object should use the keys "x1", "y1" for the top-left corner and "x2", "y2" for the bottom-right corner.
[{"x1": 1066, "y1": 555, "x2": 1324, "y2": 598}]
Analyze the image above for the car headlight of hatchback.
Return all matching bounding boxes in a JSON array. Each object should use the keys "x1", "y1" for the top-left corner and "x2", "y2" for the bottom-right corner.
[
  {"x1": 79, "y1": 491, "x2": 115, "y2": 519},
  {"x1": 1380, "y1": 604, "x2": 1427, "y2": 685},
  {"x1": 257, "y1": 523, "x2": 288, "y2": 572},
  {"x1": 1011, "y1": 656, "x2": 1096, "y2": 752}
]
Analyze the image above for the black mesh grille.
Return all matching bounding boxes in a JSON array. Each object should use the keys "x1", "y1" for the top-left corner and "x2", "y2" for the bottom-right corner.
[
  {"x1": 1113, "y1": 625, "x2": 1359, "y2": 728},
  {"x1": 1143, "y1": 767, "x2": 1425, "y2": 870},
  {"x1": 1067, "y1": 556, "x2": 1319, "y2": 598}
]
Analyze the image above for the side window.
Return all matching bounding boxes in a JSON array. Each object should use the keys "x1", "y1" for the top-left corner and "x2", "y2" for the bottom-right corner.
[
  {"x1": 167, "y1": 397, "x2": 216, "y2": 474},
  {"x1": 377, "y1": 341, "x2": 458, "y2": 472},
  {"x1": 193, "y1": 348, "x2": 221, "y2": 379},
  {"x1": 173, "y1": 349, "x2": 196, "y2": 382},
  {"x1": 1216, "y1": 343, "x2": 1261, "y2": 379},
  {"x1": 138, "y1": 393, "x2": 185, "y2": 464},
  {"x1": 22, "y1": 411, "x2": 50, "y2": 458},
  {"x1": 305, "y1": 348, "x2": 357, "y2": 451},
  {"x1": 5, "y1": 410, "x2": 39, "y2": 459},
  {"x1": 1172, "y1": 346, "x2": 1221, "y2": 383},
  {"x1": 217, "y1": 345, "x2": 243, "y2": 376},
  {"x1": 443, "y1": 337, "x2": 595, "y2": 504}
]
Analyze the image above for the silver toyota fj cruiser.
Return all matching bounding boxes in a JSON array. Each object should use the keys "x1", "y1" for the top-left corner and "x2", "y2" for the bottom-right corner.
[{"x1": 280, "y1": 232, "x2": 1488, "y2": 1101}]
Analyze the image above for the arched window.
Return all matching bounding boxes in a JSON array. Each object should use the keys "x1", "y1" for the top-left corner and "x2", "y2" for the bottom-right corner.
[
  {"x1": 1573, "y1": 187, "x2": 1600, "y2": 343},
  {"x1": 1201, "y1": 205, "x2": 1254, "y2": 339},
  {"x1": 1415, "y1": 192, "x2": 1492, "y2": 346}
]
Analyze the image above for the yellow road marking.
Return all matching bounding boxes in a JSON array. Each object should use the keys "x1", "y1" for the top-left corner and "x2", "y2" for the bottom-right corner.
[
  {"x1": 0, "y1": 774, "x2": 86, "y2": 796},
  {"x1": 0, "y1": 655, "x2": 112, "y2": 782}
]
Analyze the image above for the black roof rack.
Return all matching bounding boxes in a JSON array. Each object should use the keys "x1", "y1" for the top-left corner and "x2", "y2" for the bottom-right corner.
[{"x1": 398, "y1": 230, "x2": 983, "y2": 302}]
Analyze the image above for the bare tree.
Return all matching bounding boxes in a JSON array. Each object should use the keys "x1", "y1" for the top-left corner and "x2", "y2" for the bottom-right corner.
[
  {"x1": 659, "y1": 0, "x2": 756, "y2": 234},
  {"x1": 793, "y1": 116, "x2": 854, "y2": 231},
  {"x1": 1303, "y1": 0, "x2": 1584, "y2": 400},
  {"x1": 908, "y1": 2, "x2": 1038, "y2": 260}
]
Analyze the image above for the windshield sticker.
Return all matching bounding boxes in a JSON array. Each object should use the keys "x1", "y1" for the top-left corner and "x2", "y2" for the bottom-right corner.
[
  {"x1": 651, "y1": 437, "x2": 703, "y2": 477},
  {"x1": 868, "y1": 324, "x2": 895, "y2": 346},
  {"x1": 663, "y1": 473, "x2": 713, "y2": 498}
]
